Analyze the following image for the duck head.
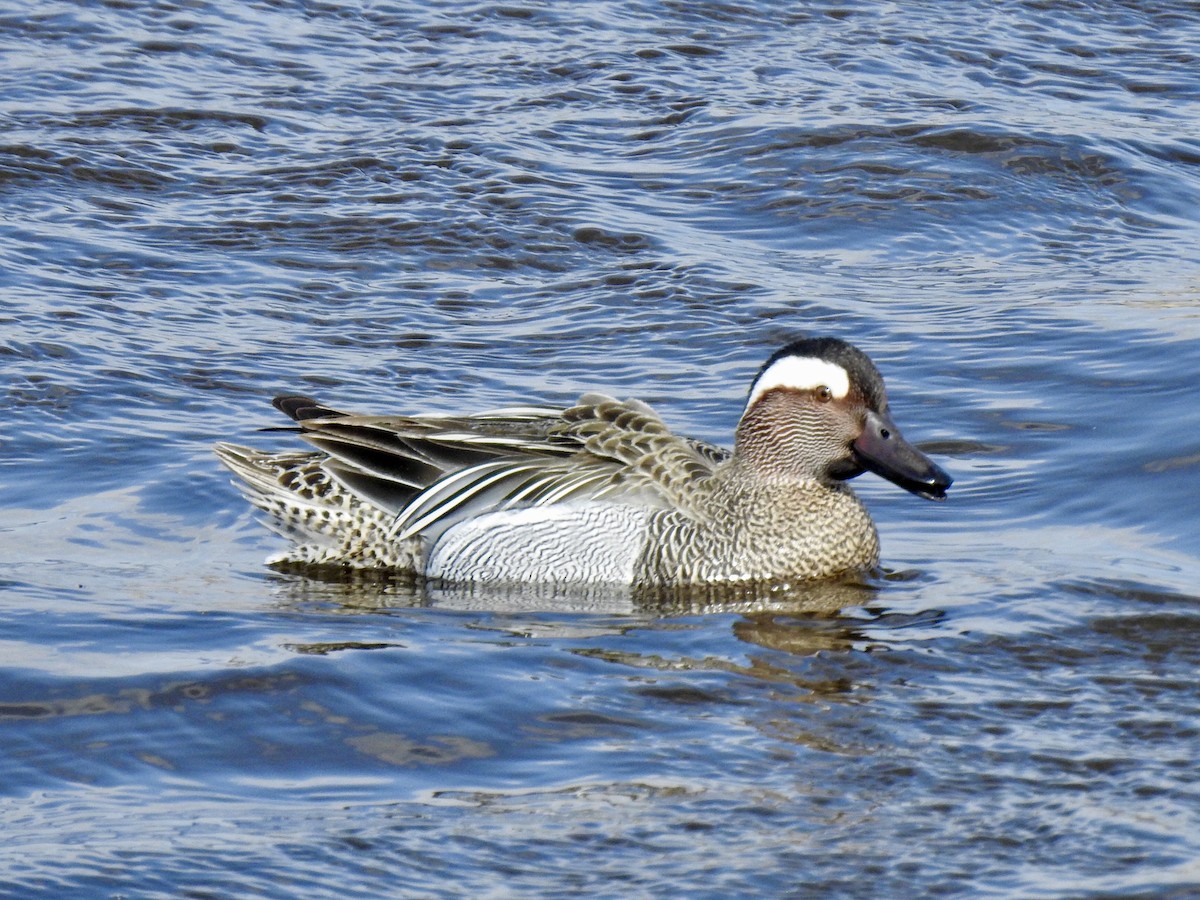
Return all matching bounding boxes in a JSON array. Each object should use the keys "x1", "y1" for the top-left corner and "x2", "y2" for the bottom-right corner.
[{"x1": 735, "y1": 337, "x2": 952, "y2": 500}]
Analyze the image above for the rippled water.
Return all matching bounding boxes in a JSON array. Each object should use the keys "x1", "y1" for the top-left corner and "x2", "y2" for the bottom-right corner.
[{"x1": 3, "y1": 1, "x2": 1200, "y2": 896}]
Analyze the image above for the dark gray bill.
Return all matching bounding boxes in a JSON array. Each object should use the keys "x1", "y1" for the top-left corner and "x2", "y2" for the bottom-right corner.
[{"x1": 852, "y1": 409, "x2": 953, "y2": 501}]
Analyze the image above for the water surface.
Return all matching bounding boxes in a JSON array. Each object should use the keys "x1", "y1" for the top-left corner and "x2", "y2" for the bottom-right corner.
[{"x1": 3, "y1": 1, "x2": 1200, "y2": 896}]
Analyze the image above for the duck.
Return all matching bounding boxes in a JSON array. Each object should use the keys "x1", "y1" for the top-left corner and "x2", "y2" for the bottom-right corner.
[{"x1": 214, "y1": 337, "x2": 951, "y2": 588}]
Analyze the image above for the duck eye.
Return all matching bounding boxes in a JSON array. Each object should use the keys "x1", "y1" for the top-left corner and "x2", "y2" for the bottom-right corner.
[{"x1": 815, "y1": 385, "x2": 833, "y2": 402}]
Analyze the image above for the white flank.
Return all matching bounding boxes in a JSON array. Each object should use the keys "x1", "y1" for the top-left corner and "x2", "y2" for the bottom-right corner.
[
  {"x1": 746, "y1": 356, "x2": 851, "y2": 409},
  {"x1": 427, "y1": 503, "x2": 650, "y2": 585}
]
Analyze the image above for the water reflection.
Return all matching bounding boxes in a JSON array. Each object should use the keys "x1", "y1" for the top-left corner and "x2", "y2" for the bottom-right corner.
[
  {"x1": 0, "y1": 671, "x2": 304, "y2": 723},
  {"x1": 265, "y1": 562, "x2": 882, "y2": 617}
]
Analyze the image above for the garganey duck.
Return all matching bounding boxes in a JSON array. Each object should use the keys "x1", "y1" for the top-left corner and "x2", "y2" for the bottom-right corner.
[{"x1": 215, "y1": 337, "x2": 951, "y2": 587}]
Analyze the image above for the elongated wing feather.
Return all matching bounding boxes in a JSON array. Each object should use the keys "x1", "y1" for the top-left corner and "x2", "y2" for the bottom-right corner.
[{"x1": 274, "y1": 393, "x2": 728, "y2": 539}]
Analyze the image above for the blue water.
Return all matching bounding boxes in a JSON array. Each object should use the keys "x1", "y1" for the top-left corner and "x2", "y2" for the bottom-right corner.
[{"x1": 3, "y1": 1, "x2": 1200, "y2": 896}]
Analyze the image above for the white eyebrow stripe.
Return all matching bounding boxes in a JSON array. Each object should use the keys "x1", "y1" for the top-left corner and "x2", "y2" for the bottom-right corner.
[{"x1": 747, "y1": 357, "x2": 851, "y2": 409}]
